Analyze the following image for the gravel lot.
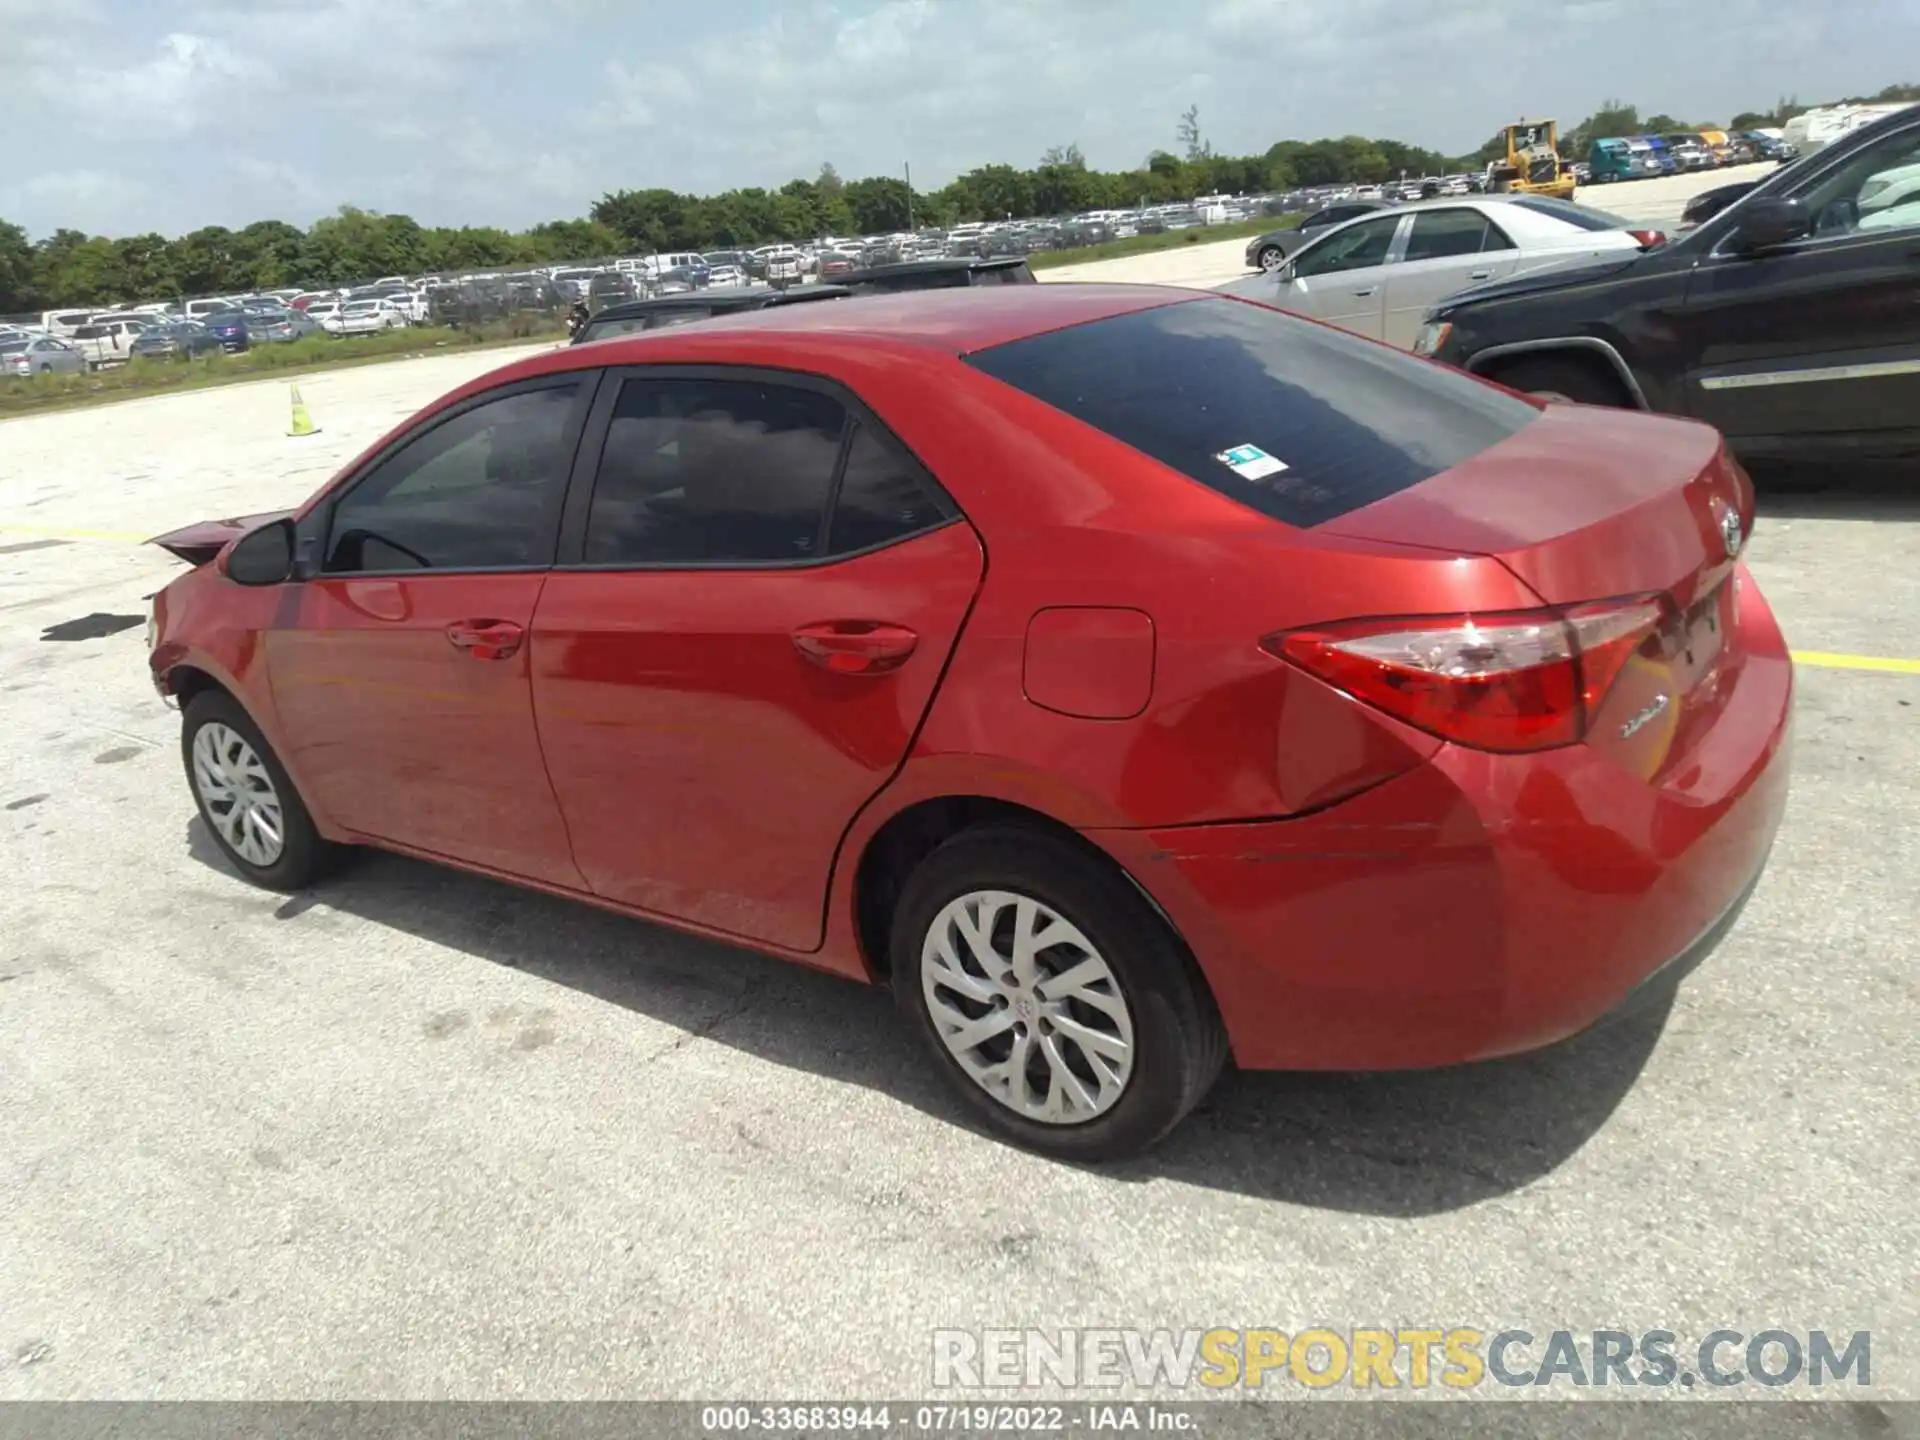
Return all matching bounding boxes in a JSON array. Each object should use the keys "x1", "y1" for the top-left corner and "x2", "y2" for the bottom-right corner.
[{"x1": 1, "y1": 221, "x2": 1916, "y2": 1409}]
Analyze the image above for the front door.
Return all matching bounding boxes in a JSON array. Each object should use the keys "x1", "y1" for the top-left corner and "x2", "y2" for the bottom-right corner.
[
  {"x1": 267, "y1": 377, "x2": 593, "y2": 886},
  {"x1": 1681, "y1": 120, "x2": 1920, "y2": 457},
  {"x1": 531, "y1": 370, "x2": 985, "y2": 951},
  {"x1": 1282, "y1": 213, "x2": 1405, "y2": 340},
  {"x1": 1380, "y1": 207, "x2": 1522, "y2": 349}
]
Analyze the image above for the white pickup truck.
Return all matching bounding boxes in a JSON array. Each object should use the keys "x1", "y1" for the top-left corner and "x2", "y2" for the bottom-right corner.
[{"x1": 67, "y1": 316, "x2": 155, "y2": 370}]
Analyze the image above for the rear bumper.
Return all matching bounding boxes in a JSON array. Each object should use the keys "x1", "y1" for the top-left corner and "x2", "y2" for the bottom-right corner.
[{"x1": 1089, "y1": 575, "x2": 1794, "y2": 1072}]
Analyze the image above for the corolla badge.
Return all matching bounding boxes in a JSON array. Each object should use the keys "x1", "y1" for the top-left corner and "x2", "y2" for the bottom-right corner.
[
  {"x1": 1619, "y1": 693, "x2": 1671, "y2": 740},
  {"x1": 1718, "y1": 504, "x2": 1743, "y2": 558}
]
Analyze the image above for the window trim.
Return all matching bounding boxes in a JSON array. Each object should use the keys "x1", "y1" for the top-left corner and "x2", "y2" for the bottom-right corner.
[
  {"x1": 303, "y1": 370, "x2": 603, "y2": 580},
  {"x1": 553, "y1": 362, "x2": 964, "y2": 574}
]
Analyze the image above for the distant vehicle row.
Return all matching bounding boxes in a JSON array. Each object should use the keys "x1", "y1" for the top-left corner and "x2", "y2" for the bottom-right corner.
[{"x1": 1588, "y1": 128, "x2": 1793, "y2": 182}]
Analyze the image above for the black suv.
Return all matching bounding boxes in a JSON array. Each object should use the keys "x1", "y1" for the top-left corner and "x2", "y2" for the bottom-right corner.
[
  {"x1": 840, "y1": 257, "x2": 1036, "y2": 292},
  {"x1": 571, "y1": 286, "x2": 850, "y2": 345},
  {"x1": 1419, "y1": 105, "x2": 1920, "y2": 467}
]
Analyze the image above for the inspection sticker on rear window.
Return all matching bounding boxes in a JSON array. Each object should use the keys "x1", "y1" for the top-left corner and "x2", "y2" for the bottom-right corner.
[{"x1": 1214, "y1": 443, "x2": 1288, "y2": 481}]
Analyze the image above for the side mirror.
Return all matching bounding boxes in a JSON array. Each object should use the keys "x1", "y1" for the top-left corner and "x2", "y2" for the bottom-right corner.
[
  {"x1": 225, "y1": 518, "x2": 296, "y2": 586},
  {"x1": 1729, "y1": 196, "x2": 1811, "y2": 253},
  {"x1": 1275, "y1": 258, "x2": 1298, "y2": 284}
]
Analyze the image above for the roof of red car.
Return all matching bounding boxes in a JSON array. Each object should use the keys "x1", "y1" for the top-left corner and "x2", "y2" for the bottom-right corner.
[{"x1": 492, "y1": 283, "x2": 1207, "y2": 387}]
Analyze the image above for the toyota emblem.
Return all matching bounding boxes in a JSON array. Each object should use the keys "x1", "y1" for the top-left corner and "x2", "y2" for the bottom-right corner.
[{"x1": 1720, "y1": 506, "x2": 1743, "y2": 558}]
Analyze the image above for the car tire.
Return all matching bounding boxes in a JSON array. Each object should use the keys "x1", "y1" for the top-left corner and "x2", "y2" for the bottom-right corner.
[
  {"x1": 38, "y1": 363, "x2": 51, "y2": 375},
  {"x1": 1489, "y1": 354, "x2": 1633, "y2": 407},
  {"x1": 1254, "y1": 244, "x2": 1285, "y2": 271},
  {"x1": 891, "y1": 824, "x2": 1228, "y2": 1161},
  {"x1": 182, "y1": 690, "x2": 341, "y2": 892}
]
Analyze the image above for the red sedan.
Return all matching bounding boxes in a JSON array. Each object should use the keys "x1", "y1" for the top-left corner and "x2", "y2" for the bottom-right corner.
[{"x1": 147, "y1": 284, "x2": 1793, "y2": 1159}]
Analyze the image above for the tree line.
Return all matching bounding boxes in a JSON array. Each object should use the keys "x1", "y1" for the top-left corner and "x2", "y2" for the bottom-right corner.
[{"x1": 5, "y1": 84, "x2": 1914, "y2": 315}]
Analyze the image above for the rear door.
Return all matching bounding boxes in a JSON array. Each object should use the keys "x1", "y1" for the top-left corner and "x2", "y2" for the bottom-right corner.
[
  {"x1": 1281, "y1": 212, "x2": 1405, "y2": 339},
  {"x1": 1679, "y1": 119, "x2": 1920, "y2": 458},
  {"x1": 1380, "y1": 208, "x2": 1522, "y2": 348},
  {"x1": 265, "y1": 376, "x2": 595, "y2": 886},
  {"x1": 529, "y1": 368, "x2": 984, "y2": 951}
]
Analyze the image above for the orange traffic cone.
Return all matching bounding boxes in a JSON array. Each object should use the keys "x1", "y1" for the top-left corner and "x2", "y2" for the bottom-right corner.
[{"x1": 288, "y1": 384, "x2": 320, "y2": 437}]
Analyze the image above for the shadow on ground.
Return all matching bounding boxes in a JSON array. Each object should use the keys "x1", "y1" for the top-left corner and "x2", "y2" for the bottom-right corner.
[
  {"x1": 1752, "y1": 465, "x2": 1920, "y2": 523},
  {"x1": 189, "y1": 818, "x2": 1675, "y2": 1217}
]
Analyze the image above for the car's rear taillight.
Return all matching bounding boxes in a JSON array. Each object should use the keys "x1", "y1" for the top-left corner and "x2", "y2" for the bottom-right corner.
[
  {"x1": 1263, "y1": 597, "x2": 1664, "y2": 753},
  {"x1": 1627, "y1": 228, "x2": 1667, "y2": 248}
]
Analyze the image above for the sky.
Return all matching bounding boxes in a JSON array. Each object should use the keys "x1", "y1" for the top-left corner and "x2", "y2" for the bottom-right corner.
[{"x1": 2, "y1": 0, "x2": 1915, "y2": 240}]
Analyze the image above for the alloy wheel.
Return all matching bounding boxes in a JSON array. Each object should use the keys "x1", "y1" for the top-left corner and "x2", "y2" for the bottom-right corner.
[
  {"x1": 191, "y1": 722, "x2": 286, "y2": 867},
  {"x1": 920, "y1": 889, "x2": 1136, "y2": 1125}
]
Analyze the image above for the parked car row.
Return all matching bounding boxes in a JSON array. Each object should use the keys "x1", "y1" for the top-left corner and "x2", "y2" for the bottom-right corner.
[{"x1": 1588, "y1": 128, "x2": 1794, "y2": 182}]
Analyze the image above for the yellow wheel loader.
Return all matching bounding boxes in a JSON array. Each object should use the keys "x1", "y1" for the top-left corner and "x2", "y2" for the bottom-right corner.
[{"x1": 1485, "y1": 119, "x2": 1579, "y2": 200}]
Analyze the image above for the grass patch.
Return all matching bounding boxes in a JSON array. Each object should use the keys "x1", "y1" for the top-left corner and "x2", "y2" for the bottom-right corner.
[
  {"x1": 1031, "y1": 215, "x2": 1295, "y2": 270},
  {"x1": 0, "y1": 316, "x2": 565, "y2": 421}
]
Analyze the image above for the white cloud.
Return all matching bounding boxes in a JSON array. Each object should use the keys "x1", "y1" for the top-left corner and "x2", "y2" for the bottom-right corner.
[{"x1": 1, "y1": 0, "x2": 1915, "y2": 237}]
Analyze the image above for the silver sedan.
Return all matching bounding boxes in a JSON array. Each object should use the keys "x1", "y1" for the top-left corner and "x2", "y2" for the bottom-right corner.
[
  {"x1": 2, "y1": 334, "x2": 89, "y2": 378},
  {"x1": 1217, "y1": 195, "x2": 1658, "y2": 350}
]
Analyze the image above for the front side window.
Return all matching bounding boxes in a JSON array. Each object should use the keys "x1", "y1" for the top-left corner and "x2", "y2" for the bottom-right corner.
[
  {"x1": 1293, "y1": 215, "x2": 1402, "y2": 277},
  {"x1": 324, "y1": 384, "x2": 581, "y2": 573},
  {"x1": 1798, "y1": 128, "x2": 1920, "y2": 238},
  {"x1": 582, "y1": 378, "x2": 848, "y2": 565}
]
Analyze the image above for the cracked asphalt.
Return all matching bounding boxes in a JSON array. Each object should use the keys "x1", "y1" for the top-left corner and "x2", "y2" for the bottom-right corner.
[{"x1": 1, "y1": 334, "x2": 1916, "y2": 1408}]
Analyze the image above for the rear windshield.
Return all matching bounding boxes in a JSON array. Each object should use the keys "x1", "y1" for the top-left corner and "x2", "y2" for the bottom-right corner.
[
  {"x1": 1512, "y1": 195, "x2": 1634, "y2": 231},
  {"x1": 965, "y1": 297, "x2": 1538, "y2": 529}
]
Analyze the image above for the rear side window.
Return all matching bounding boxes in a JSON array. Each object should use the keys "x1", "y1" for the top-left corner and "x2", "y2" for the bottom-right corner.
[
  {"x1": 827, "y1": 424, "x2": 955, "y2": 555},
  {"x1": 582, "y1": 378, "x2": 847, "y2": 565},
  {"x1": 1403, "y1": 210, "x2": 1513, "y2": 260},
  {"x1": 965, "y1": 297, "x2": 1539, "y2": 529}
]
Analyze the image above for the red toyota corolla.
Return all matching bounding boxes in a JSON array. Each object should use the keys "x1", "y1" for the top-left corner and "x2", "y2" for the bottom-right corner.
[{"x1": 147, "y1": 284, "x2": 1793, "y2": 1159}]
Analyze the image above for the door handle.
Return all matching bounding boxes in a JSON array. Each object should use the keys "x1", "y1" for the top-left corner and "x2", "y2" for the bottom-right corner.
[
  {"x1": 792, "y1": 620, "x2": 918, "y2": 675},
  {"x1": 1468, "y1": 269, "x2": 1493, "y2": 280},
  {"x1": 1352, "y1": 287, "x2": 1377, "y2": 297},
  {"x1": 446, "y1": 619, "x2": 524, "y2": 661}
]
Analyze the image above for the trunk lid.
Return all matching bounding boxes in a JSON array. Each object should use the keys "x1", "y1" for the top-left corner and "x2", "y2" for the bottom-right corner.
[
  {"x1": 148, "y1": 509, "x2": 292, "y2": 566},
  {"x1": 1317, "y1": 404, "x2": 1750, "y2": 612},
  {"x1": 1320, "y1": 404, "x2": 1758, "y2": 784}
]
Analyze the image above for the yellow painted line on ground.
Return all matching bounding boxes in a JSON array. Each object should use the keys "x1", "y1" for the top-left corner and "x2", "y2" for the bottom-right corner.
[
  {"x1": 1791, "y1": 650, "x2": 1920, "y2": 675},
  {"x1": 0, "y1": 521, "x2": 150, "y2": 544}
]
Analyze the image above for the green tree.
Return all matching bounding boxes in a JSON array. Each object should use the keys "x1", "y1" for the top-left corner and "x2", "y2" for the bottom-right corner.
[
  {"x1": 590, "y1": 188, "x2": 693, "y2": 253},
  {"x1": 170, "y1": 226, "x2": 240, "y2": 294},
  {"x1": 840, "y1": 176, "x2": 913, "y2": 233},
  {"x1": 233, "y1": 220, "x2": 305, "y2": 288},
  {"x1": 0, "y1": 219, "x2": 37, "y2": 313},
  {"x1": 1643, "y1": 113, "x2": 1687, "y2": 134}
]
